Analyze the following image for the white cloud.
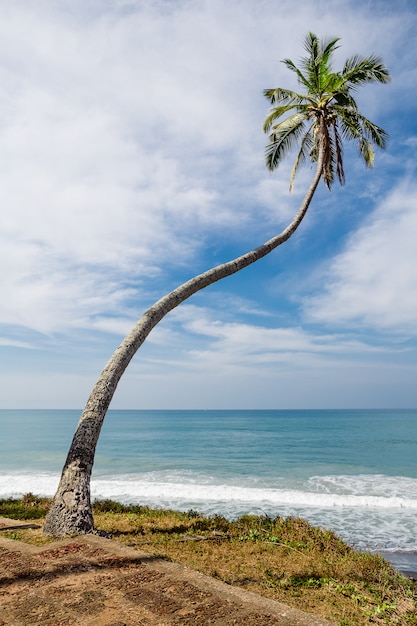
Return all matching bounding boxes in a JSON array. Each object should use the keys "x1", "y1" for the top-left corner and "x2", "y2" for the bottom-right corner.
[
  {"x1": 0, "y1": 338, "x2": 34, "y2": 349},
  {"x1": 304, "y1": 179, "x2": 417, "y2": 333},
  {"x1": 140, "y1": 303, "x2": 397, "y2": 374},
  {"x1": 404, "y1": 136, "x2": 417, "y2": 148},
  {"x1": 110, "y1": 303, "x2": 417, "y2": 410},
  {"x1": 0, "y1": 0, "x2": 406, "y2": 336},
  {"x1": 0, "y1": 0, "x2": 416, "y2": 409}
]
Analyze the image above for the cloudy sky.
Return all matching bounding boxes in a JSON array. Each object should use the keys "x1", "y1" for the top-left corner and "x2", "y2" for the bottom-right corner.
[{"x1": 1, "y1": 0, "x2": 416, "y2": 410}]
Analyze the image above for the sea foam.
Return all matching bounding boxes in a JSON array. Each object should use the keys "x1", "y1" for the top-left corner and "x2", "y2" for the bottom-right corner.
[{"x1": 2, "y1": 470, "x2": 416, "y2": 552}]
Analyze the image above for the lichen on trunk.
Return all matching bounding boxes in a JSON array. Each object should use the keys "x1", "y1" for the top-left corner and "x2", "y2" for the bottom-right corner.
[{"x1": 43, "y1": 459, "x2": 94, "y2": 536}]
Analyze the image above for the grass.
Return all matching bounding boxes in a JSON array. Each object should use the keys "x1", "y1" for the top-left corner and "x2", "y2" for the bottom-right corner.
[{"x1": 1, "y1": 494, "x2": 416, "y2": 625}]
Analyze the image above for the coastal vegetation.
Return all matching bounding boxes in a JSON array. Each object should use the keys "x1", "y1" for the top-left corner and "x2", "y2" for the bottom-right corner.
[
  {"x1": 43, "y1": 33, "x2": 391, "y2": 538},
  {"x1": 1, "y1": 495, "x2": 416, "y2": 625}
]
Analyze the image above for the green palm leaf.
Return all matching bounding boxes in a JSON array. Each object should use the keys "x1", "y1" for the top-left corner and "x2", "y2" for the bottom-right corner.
[
  {"x1": 265, "y1": 114, "x2": 308, "y2": 171},
  {"x1": 263, "y1": 87, "x2": 307, "y2": 105},
  {"x1": 342, "y1": 55, "x2": 391, "y2": 87}
]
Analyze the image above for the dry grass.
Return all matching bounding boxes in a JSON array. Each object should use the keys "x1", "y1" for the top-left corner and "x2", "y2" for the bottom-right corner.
[{"x1": 1, "y1": 495, "x2": 416, "y2": 626}]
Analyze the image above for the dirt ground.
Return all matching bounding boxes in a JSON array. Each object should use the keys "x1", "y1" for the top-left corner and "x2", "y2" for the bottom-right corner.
[{"x1": 0, "y1": 517, "x2": 334, "y2": 626}]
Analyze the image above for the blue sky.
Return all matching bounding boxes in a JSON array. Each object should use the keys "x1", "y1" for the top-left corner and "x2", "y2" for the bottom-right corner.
[{"x1": 1, "y1": 0, "x2": 417, "y2": 409}]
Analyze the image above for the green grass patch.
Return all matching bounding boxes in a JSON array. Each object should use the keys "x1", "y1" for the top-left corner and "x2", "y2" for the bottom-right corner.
[{"x1": 0, "y1": 493, "x2": 50, "y2": 519}]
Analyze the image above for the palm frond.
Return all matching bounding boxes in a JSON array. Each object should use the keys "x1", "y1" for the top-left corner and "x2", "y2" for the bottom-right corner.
[
  {"x1": 282, "y1": 58, "x2": 312, "y2": 91},
  {"x1": 342, "y1": 55, "x2": 391, "y2": 87},
  {"x1": 358, "y1": 114, "x2": 388, "y2": 149},
  {"x1": 337, "y1": 107, "x2": 388, "y2": 150},
  {"x1": 321, "y1": 36, "x2": 341, "y2": 63},
  {"x1": 265, "y1": 114, "x2": 308, "y2": 171},
  {"x1": 300, "y1": 33, "x2": 339, "y2": 95},
  {"x1": 334, "y1": 107, "x2": 363, "y2": 141},
  {"x1": 263, "y1": 87, "x2": 307, "y2": 105},
  {"x1": 300, "y1": 33, "x2": 322, "y2": 92},
  {"x1": 321, "y1": 71, "x2": 342, "y2": 96},
  {"x1": 332, "y1": 122, "x2": 345, "y2": 185},
  {"x1": 359, "y1": 137, "x2": 375, "y2": 167},
  {"x1": 321, "y1": 123, "x2": 334, "y2": 189},
  {"x1": 317, "y1": 36, "x2": 340, "y2": 92},
  {"x1": 289, "y1": 127, "x2": 314, "y2": 191},
  {"x1": 332, "y1": 90, "x2": 358, "y2": 109},
  {"x1": 263, "y1": 104, "x2": 308, "y2": 133}
]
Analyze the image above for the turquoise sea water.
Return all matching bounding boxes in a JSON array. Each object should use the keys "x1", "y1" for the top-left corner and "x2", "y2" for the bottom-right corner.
[{"x1": 1, "y1": 409, "x2": 416, "y2": 564}]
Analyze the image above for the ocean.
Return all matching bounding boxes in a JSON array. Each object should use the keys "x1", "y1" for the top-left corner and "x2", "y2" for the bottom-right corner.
[{"x1": 1, "y1": 409, "x2": 416, "y2": 574}]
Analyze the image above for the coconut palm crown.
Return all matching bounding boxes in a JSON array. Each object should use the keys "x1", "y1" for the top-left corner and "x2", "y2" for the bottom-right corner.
[{"x1": 263, "y1": 32, "x2": 391, "y2": 190}]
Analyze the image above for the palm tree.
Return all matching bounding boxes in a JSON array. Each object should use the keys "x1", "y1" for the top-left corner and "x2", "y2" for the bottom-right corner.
[
  {"x1": 264, "y1": 32, "x2": 390, "y2": 190},
  {"x1": 43, "y1": 33, "x2": 390, "y2": 537}
]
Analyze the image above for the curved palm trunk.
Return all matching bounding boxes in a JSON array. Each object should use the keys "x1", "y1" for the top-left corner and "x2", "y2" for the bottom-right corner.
[{"x1": 43, "y1": 149, "x2": 324, "y2": 537}]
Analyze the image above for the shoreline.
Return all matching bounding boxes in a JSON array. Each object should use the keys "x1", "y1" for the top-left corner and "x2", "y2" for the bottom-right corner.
[{"x1": 2, "y1": 489, "x2": 417, "y2": 580}]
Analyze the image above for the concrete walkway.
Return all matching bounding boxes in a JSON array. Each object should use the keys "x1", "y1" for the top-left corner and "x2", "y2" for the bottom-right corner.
[{"x1": 0, "y1": 517, "x2": 333, "y2": 626}]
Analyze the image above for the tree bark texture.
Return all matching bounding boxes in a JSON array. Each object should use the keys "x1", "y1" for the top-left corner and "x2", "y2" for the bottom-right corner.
[{"x1": 43, "y1": 147, "x2": 325, "y2": 537}]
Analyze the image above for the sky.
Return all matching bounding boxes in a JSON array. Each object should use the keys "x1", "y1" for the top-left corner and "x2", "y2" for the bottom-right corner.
[{"x1": 1, "y1": 0, "x2": 417, "y2": 410}]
